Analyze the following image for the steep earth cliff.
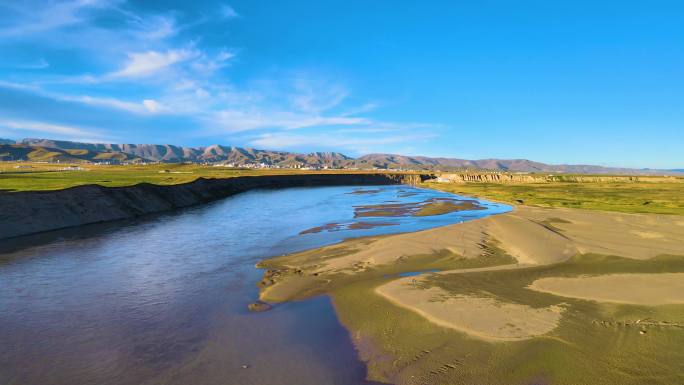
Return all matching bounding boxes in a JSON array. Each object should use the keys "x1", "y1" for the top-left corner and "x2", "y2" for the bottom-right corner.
[{"x1": 436, "y1": 173, "x2": 680, "y2": 183}]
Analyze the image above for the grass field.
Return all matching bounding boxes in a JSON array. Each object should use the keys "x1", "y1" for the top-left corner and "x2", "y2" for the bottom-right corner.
[
  {"x1": 3, "y1": 162, "x2": 684, "y2": 217},
  {"x1": 0, "y1": 162, "x2": 396, "y2": 192},
  {"x1": 423, "y1": 181, "x2": 684, "y2": 215}
]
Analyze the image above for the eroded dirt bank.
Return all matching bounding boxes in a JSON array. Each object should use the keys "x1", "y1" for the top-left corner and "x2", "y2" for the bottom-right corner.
[
  {"x1": 0, "y1": 173, "x2": 431, "y2": 239},
  {"x1": 436, "y1": 173, "x2": 682, "y2": 183}
]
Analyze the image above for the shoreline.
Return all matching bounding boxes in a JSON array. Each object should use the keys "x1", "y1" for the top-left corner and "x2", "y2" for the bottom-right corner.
[{"x1": 0, "y1": 173, "x2": 431, "y2": 240}]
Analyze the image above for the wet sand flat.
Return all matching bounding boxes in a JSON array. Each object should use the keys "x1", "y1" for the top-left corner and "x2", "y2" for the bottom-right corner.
[
  {"x1": 261, "y1": 206, "x2": 684, "y2": 284},
  {"x1": 528, "y1": 273, "x2": 684, "y2": 305},
  {"x1": 258, "y1": 203, "x2": 684, "y2": 384},
  {"x1": 353, "y1": 197, "x2": 484, "y2": 218},
  {"x1": 376, "y1": 277, "x2": 564, "y2": 341}
]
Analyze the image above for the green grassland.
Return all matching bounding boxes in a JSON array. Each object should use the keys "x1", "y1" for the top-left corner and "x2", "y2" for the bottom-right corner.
[
  {"x1": 0, "y1": 162, "x2": 393, "y2": 192},
  {"x1": 4, "y1": 162, "x2": 683, "y2": 218},
  {"x1": 0, "y1": 163, "x2": 247, "y2": 191},
  {"x1": 423, "y1": 180, "x2": 684, "y2": 215}
]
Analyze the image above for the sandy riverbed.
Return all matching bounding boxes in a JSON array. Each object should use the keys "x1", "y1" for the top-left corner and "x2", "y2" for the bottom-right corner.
[
  {"x1": 528, "y1": 273, "x2": 684, "y2": 305},
  {"x1": 260, "y1": 206, "x2": 684, "y2": 289},
  {"x1": 376, "y1": 276, "x2": 565, "y2": 341},
  {"x1": 257, "y1": 204, "x2": 684, "y2": 384}
]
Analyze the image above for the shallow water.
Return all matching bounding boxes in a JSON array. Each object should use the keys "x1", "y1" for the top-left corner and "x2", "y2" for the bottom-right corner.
[
  {"x1": 0, "y1": 185, "x2": 510, "y2": 385},
  {"x1": 397, "y1": 269, "x2": 441, "y2": 277}
]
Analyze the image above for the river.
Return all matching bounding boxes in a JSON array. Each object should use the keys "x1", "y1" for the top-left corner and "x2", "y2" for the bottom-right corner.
[{"x1": 0, "y1": 185, "x2": 510, "y2": 385}]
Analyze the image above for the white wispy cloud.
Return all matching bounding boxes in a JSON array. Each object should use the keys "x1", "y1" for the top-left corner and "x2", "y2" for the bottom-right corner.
[
  {"x1": 119, "y1": 12, "x2": 178, "y2": 41},
  {"x1": 110, "y1": 49, "x2": 198, "y2": 78},
  {"x1": 0, "y1": 81, "x2": 167, "y2": 115},
  {"x1": 142, "y1": 99, "x2": 164, "y2": 113},
  {"x1": 213, "y1": 109, "x2": 369, "y2": 132},
  {"x1": 73, "y1": 95, "x2": 166, "y2": 114},
  {"x1": 0, "y1": 118, "x2": 108, "y2": 141},
  {"x1": 190, "y1": 49, "x2": 235, "y2": 74},
  {"x1": 73, "y1": 96, "x2": 147, "y2": 113},
  {"x1": 14, "y1": 58, "x2": 50, "y2": 70},
  {"x1": 0, "y1": 80, "x2": 40, "y2": 91},
  {"x1": 0, "y1": 0, "x2": 115, "y2": 37},
  {"x1": 221, "y1": 4, "x2": 239, "y2": 19},
  {"x1": 289, "y1": 78, "x2": 349, "y2": 113},
  {"x1": 340, "y1": 102, "x2": 380, "y2": 117},
  {"x1": 249, "y1": 132, "x2": 435, "y2": 154}
]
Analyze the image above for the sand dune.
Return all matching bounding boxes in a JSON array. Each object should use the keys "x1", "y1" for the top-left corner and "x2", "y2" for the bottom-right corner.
[{"x1": 263, "y1": 206, "x2": 684, "y2": 281}]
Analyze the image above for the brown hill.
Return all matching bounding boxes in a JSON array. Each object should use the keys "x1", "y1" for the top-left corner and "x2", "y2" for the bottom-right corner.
[
  {"x1": 6, "y1": 138, "x2": 679, "y2": 175},
  {"x1": 14, "y1": 139, "x2": 354, "y2": 167},
  {"x1": 0, "y1": 143, "x2": 140, "y2": 163},
  {"x1": 356, "y1": 153, "x2": 672, "y2": 174}
]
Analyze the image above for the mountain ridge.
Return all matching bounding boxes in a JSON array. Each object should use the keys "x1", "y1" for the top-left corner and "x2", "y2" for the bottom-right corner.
[{"x1": 0, "y1": 138, "x2": 680, "y2": 175}]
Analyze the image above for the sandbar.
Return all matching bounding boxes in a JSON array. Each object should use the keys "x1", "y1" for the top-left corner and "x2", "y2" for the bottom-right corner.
[
  {"x1": 528, "y1": 273, "x2": 684, "y2": 305},
  {"x1": 376, "y1": 277, "x2": 564, "y2": 341}
]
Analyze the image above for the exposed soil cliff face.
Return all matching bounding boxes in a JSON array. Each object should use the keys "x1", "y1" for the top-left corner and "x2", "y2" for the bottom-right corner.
[
  {"x1": 436, "y1": 173, "x2": 679, "y2": 183},
  {"x1": 0, "y1": 173, "x2": 431, "y2": 240}
]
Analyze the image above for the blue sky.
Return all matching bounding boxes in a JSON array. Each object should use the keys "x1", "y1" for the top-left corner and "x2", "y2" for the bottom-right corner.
[{"x1": 0, "y1": 0, "x2": 682, "y2": 168}]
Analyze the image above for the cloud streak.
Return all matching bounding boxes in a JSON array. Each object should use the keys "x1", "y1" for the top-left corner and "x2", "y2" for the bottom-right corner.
[
  {"x1": 212, "y1": 109, "x2": 369, "y2": 132},
  {"x1": 74, "y1": 95, "x2": 166, "y2": 114},
  {"x1": 0, "y1": 0, "x2": 114, "y2": 37},
  {"x1": 0, "y1": 118, "x2": 108, "y2": 142},
  {"x1": 249, "y1": 132, "x2": 436, "y2": 154},
  {"x1": 110, "y1": 49, "x2": 198, "y2": 78},
  {"x1": 221, "y1": 4, "x2": 239, "y2": 19}
]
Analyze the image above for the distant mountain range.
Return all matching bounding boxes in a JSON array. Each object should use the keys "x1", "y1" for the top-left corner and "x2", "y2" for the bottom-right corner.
[
  {"x1": 0, "y1": 138, "x2": 681, "y2": 175},
  {"x1": 1, "y1": 138, "x2": 354, "y2": 168}
]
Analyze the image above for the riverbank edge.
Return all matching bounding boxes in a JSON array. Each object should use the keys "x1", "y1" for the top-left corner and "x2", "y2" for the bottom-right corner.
[{"x1": 0, "y1": 173, "x2": 432, "y2": 240}]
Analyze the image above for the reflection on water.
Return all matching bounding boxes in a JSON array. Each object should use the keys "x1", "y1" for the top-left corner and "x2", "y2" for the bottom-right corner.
[
  {"x1": 0, "y1": 185, "x2": 510, "y2": 385},
  {"x1": 397, "y1": 269, "x2": 441, "y2": 277}
]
